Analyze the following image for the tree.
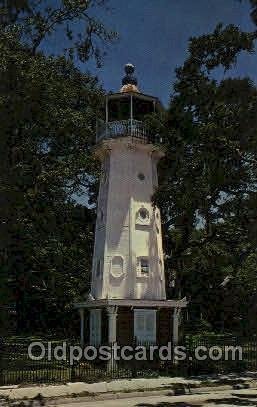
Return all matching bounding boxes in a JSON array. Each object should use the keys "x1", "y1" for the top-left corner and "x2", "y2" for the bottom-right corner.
[
  {"x1": 152, "y1": 24, "x2": 257, "y2": 334},
  {"x1": 0, "y1": 0, "x2": 113, "y2": 335},
  {"x1": 0, "y1": 0, "x2": 117, "y2": 65},
  {"x1": 0, "y1": 34, "x2": 103, "y2": 333}
]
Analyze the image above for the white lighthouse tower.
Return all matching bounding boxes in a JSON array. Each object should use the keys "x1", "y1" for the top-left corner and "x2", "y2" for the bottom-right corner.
[{"x1": 76, "y1": 64, "x2": 187, "y2": 346}]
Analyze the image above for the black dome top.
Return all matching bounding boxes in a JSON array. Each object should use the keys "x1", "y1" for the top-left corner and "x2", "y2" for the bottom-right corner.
[{"x1": 122, "y1": 63, "x2": 138, "y2": 86}]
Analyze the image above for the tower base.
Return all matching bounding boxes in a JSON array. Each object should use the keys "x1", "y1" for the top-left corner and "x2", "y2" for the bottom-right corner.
[{"x1": 75, "y1": 298, "x2": 187, "y2": 346}]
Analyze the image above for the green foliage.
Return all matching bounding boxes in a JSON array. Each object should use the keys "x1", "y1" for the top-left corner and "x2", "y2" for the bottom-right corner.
[
  {"x1": 0, "y1": 0, "x2": 118, "y2": 65},
  {"x1": 0, "y1": 36, "x2": 102, "y2": 334},
  {"x1": 0, "y1": 1, "x2": 109, "y2": 335},
  {"x1": 184, "y1": 319, "x2": 214, "y2": 336},
  {"x1": 153, "y1": 23, "x2": 257, "y2": 335},
  {"x1": 188, "y1": 24, "x2": 256, "y2": 71}
]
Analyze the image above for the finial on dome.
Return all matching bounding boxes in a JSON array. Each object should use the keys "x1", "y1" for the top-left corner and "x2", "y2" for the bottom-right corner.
[{"x1": 120, "y1": 63, "x2": 139, "y2": 93}]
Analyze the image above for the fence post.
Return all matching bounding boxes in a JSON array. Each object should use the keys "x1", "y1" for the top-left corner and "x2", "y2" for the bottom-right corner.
[
  {"x1": 236, "y1": 337, "x2": 243, "y2": 372},
  {"x1": 186, "y1": 336, "x2": 193, "y2": 377},
  {"x1": 70, "y1": 362, "x2": 76, "y2": 382},
  {"x1": 131, "y1": 338, "x2": 137, "y2": 378},
  {"x1": 0, "y1": 338, "x2": 4, "y2": 386}
]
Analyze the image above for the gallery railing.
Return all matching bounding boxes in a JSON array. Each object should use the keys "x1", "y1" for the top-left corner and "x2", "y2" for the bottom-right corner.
[{"x1": 96, "y1": 119, "x2": 161, "y2": 144}]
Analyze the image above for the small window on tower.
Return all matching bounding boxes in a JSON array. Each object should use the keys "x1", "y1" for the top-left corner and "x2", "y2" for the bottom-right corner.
[
  {"x1": 111, "y1": 256, "x2": 124, "y2": 278},
  {"x1": 98, "y1": 209, "x2": 104, "y2": 222},
  {"x1": 138, "y1": 173, "x2": 145, "y2": 181},
  {"x1": 96, "y1": 259, "x2": 102, "y2": 277},
  {"x1": 102, "y1": 171, "x2": 107, "y2": 184},
  {"x1": 136, "y1": 207, "x2": 151, "y2": 226},
  {"x1": 137, "y1": 257, "x2": 149, "y2": 277},
  {"x1": 138, "y1": 208, "x2": 149, "y2": 221}
]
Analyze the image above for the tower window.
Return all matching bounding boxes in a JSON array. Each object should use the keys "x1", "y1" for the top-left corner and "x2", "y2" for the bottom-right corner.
[
  {"x1": 137, "y1": 257, "x2": 149, "y2": 276},
  {"x1": 138, "y1": 172, "x2": 145, "y2": 181},
  {"x1": 96, "y1": 259, "x2": 102, "y2": 277},
  {"x1": 138, "y1": 208, "x2": 149, "y2": 221},
  {"x1": 141, "y1": 259, "x2": 149, "y2": 274},
  {"x1": 102, "y1": 171, "x2": 107, "y2": 184},
  {"x1": 111, "y1": 256, "x2": 124, "y2": 278},
  {"x1": 136, "y1": 207, "x2": 150, "y2": 226},
  {"x1": 98, "y1": 209, "x2": 104, "y2": 222}
]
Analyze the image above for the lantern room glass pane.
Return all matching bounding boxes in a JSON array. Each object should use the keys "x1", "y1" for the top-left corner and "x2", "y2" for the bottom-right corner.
[
  {"x1": 108, "y1": 97, "x2": 130, "y2": 121},
  {"x1": 119, "y1": 97, "x2": 130, "y2": 119},
  {"x1": 108, "y1": 99, "x2": 119, "y2": 121},
  {"x1": 133, "y1": 97, "x2": 154, "y2": 121}
]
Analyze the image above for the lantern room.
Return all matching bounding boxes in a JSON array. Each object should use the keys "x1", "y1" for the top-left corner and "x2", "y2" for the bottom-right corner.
[{"x1": 96, "y1": 64, "x2": 162, "y2": 144}]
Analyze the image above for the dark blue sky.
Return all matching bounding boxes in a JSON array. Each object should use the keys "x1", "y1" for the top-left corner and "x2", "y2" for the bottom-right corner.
[{"x1": 48, "y1": 0, "x2": 257, "y2": 106}]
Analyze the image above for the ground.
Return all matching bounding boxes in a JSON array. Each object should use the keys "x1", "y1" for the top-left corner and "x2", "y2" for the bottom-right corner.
[{"x1": 53, "y1": 388, "x2": 257, "y2": 407}]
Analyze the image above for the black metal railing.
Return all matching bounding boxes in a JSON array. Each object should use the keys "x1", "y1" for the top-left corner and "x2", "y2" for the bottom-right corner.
[
  {"x1": 96, "y1": 119, "x2": 161, "y2": 144},
  {"x1": 185, "y1": 336, "x2": 257, "y2": 375},
  {"x1": 1, "y1": 337, "x2": 257, "y2": 385}
]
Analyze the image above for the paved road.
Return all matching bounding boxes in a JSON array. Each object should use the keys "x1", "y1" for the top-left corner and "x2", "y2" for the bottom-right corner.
[{"x1": 54, "y1": 388, "x2": 257, "y2": 407}]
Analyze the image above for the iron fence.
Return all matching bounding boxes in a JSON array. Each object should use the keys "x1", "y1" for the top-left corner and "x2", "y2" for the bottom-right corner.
[
  {"x1": 185, "y1": 336, "x2": 257, "y2": 375},
  {"x1": 0, "y1": 337, "x2": 256, "y2": 386}
]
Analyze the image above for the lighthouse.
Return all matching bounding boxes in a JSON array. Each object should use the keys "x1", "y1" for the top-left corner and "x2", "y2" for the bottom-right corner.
[{"x1": 75, "y1": 64, "x2": 187, "y2": 346}]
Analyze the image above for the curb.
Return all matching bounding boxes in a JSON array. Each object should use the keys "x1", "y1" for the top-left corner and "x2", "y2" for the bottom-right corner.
[
  {"x1": 45, "y1": 383, "x2": 257, "y2": 405},
  {"x1": 1, "y1": 379, "x2": 257, "y2": 403},
  {"x1": 45, "y1": 385, "x2": 257, "y2": 406}
]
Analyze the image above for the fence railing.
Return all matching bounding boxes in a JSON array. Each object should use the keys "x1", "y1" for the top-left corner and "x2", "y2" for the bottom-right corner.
[
  {"x1": 185, "y1": 336, "x2": 257, "y2": 375},
  {"x1": 0, "y1": 337, "x2": 257, "y2": 385},
  {"x1": 96, "y1": 119, "x2": 161, "y2": 144}
]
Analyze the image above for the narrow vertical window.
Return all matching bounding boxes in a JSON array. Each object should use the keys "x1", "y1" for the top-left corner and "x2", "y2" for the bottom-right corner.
[
  {"x1": 90, "y1": 309, "x2": 102, "y2": 346},
  {"x1": 137, "y1": 257, "x2": 150, "y2": 277},
  {"x1": 96, "y1": 259, "x2": 102, "y2": 277},
  {"x1": 140, "y1": 258, "x2": 149, "y2": 275},
  {"x1": 134, "y1": 309, "x2": 156, "y2": 343}
]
